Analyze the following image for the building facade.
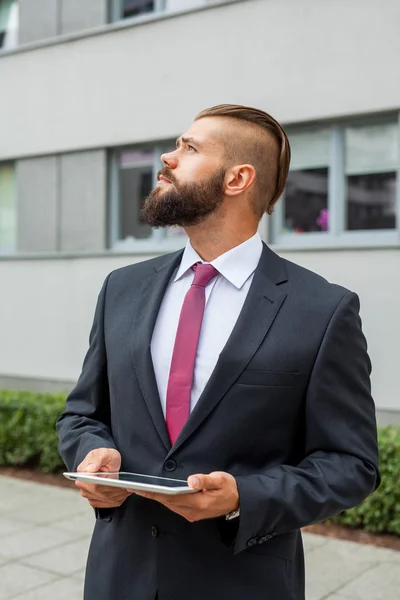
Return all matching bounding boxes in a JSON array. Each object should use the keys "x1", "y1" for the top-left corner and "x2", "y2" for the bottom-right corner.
[{"x1": 0, "y1": 0, "x2": 399, "y2": 423}]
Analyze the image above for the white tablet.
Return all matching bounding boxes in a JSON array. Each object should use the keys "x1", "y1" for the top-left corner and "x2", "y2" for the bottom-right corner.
[{"x1": 63, "y1": 471, "x2": 198, "y2": 495}]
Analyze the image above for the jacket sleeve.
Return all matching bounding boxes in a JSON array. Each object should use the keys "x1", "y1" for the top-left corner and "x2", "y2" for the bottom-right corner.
[
  {"x1": 56, "y1": 274, "x2": 117, "y2": 471},
  {"x1": 232, "y1": 291, "x2": 380, "y2": 554}
]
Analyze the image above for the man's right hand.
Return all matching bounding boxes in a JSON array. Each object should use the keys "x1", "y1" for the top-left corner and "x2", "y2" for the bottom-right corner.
[{"x1": 75, "y1": 448, "x2": 133, "y2": 509}]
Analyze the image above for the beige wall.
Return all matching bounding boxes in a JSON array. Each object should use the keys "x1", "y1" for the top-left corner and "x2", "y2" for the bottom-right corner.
[
  {"x1": 0, "y1": 249, "x2": 399, "y2": 412},
  {"x1": 1, "y1": 0, "x2": 400, "y2": 160}
]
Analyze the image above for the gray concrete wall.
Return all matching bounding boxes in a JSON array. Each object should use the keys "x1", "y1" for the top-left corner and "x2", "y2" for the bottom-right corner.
[
  {"x1": 16, "y1": 156, "x2": 58, "y2": 252},
  {"x1": 60, "y1": 0, "x2": 108, "y2": 36},
  {"x1": 59, "y1": 150, "x2": 107, "y2": 252},
  {"x1": 2, "y1": 0, "x2": 400, "y2": 160},
  {"x1": 18, "y1": 0, "x2": 59, "y2": 44}
]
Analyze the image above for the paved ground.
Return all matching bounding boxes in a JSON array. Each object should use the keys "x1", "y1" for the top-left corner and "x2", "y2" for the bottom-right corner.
[{"x1": 0, "y1": 475, "x2": 399, "y2": 599}]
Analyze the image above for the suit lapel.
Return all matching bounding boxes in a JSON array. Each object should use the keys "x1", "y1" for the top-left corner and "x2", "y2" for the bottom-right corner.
[
  {"x1": 169, "y1": 244, "x2": 288, "y2": 455},
  {"x1": 131, "y1": 250, "x2": 183, "y2": 452}
]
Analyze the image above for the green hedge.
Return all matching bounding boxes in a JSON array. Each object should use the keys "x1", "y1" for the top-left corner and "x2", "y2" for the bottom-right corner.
[
  {"x1": 0, "y1": 390, "x2": 66, "y2": 472},
  {"x1": 0, "y1": 390, "x2": 399, "y2": 535},
  {"x1": 330, "y1": 426, "x2": 400, "y2": 536}
]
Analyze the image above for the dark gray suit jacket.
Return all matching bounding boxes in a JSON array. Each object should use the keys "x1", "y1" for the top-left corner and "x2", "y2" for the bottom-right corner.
[{"x1": 57, "y1": 243, "x2": 379, "y2": 600}]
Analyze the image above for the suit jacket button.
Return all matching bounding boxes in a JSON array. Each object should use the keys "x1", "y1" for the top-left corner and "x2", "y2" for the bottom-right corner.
[
  {"x1": 164, "y1": 459, "x2": 177, "y2": 472},
  {"x1": 246, "y1": 538, "x2": 258, "y2": 547},
  {"x1": 259, "y1": 535, "x2": 271, "y2": 543},
  {"x1": 151, "y1": 526, "x2": 159, "y2": 538}
]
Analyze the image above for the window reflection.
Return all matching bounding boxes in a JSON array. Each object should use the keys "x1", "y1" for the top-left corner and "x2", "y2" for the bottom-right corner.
[
  {"x1": 121, "y1": 0, "x2": 155, "y2": 19},
  {"x1": 284, "y1": 168, "x2": 329, "y2": 234},
  {"x1": 345, "y1": 123, "x2": 398, "y2": 231},
  {"x1": 118, "y1": 149, "x2": 154, "y2": 241},
  {"x1": 0, "y1": 0, "x2": 18, "y2": 50},
  {"x1": 0, "y1": 163, "x2": 17, "y2": 254},
  {"x1": 347, "y1": 172, "x2": 396, "y2": 231}
]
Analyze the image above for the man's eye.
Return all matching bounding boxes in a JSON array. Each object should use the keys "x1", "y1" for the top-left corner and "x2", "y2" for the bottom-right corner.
[{"x1": 188, "y1": 145, "x2": 196, "y2": 152}]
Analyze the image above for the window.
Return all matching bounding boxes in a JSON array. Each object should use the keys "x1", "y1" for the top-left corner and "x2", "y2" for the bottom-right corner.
[
  {"x1": 0, "y1": 0, "x2": 18, "y2": 50},
  {"x1": 109, "y1": 145, "x2": 187, "y2": 251},
  {"x1": 345, "y1": 124, "x2": 397, "y2": 231},
  {"x1": 109, "y1": 0, "x2": 211, "y2": 21},
  {"x1": 271, "y1": 116, "x2": 400, "y2": 247},
  {"x1": 0, "y1": 163, "x2": 17, "y2": 254}
]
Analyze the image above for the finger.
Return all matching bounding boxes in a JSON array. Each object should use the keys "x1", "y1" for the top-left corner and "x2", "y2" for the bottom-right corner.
[
  {"x1": 187, "y1": 472, "x2": 227, "y2": 491},
  {"x1": 133, "y1": 491, "x2": 202, "y2": 513},
  {"x1": 80, "y1": 489, "x2": 128, "y2": 503},
  {"x1": 88, "y1": 499, "x2": 124, "y2": 508},
  {"x1": 77, "y1": 448, "x2": 121, "y2": 473},
  {"x1": 77, "y1": 450, "x2": 107, "y2": 473}
]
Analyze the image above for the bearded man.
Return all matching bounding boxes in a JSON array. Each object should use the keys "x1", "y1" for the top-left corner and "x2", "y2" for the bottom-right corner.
[{"x1": 57, "y1": 104, "x2": 379, "y2": 600}]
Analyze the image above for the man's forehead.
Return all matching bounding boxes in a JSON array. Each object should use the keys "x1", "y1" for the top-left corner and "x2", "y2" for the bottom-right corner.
[{"x1": 182, "y1": 117, "x2": 226, "y2": 148}]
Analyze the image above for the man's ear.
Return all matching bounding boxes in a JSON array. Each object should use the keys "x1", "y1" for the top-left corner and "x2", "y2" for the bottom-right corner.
[{"x1": 224, "y1": 164, "x2": 256, "y2": 197}]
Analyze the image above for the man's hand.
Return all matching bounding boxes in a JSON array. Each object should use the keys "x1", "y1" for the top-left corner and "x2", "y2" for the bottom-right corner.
[
  {"x1": 75, "y1": 448, "x2": 133, "y2": 509},
  {"x1": 133, "y1": 472, "x2": 239, "y2": 522}
]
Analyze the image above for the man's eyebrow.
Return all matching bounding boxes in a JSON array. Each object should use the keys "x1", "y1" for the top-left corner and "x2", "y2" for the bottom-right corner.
[{"x1": 176, "y1": 136, "x2": 203, "y2": 148}]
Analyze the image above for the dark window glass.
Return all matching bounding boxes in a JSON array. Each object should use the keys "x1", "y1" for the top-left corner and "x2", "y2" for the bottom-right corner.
[
  {"x1": 122, "y1": 0, "x2": 155, "y2": 18},
  {"x1": 284, "y1": 168, "x2": 329, "y2": 234},
  {"x1": 347, "y1": 172, "x2": 396, "y2": 231},
  {"x1": 118, "y1": 150, "x2": 154, "y2": 240}
]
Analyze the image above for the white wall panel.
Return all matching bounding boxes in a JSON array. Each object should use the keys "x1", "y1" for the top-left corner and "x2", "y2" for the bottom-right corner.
[{"x1": 1, "y1": 0, "x2": 400, "y2": 159}]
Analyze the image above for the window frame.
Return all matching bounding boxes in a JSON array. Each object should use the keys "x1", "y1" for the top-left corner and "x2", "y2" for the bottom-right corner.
[
  {"x1": 268, "y1": 112, "x2": 400, "y2": 249},
  {"x1": 108, "y1": 144, "x2": 188, "y2": 253}
]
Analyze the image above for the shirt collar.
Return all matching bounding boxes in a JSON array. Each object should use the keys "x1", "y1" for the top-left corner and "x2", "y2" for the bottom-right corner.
[{"x1": 174, "y1": 232, "x2": 263, "y2": 289}]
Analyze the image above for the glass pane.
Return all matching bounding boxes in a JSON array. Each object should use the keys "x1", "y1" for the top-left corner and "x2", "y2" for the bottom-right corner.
[
  {"x1": 0, "y1": 0, "x2": 18, "y2": 50},
  {"x1": 346, "y1": 123, "x2": 398, "y2": 175},
  {"x1": 118, "y1": 150, "x2": 154, "y2": 241},
  {"x1": 0, "y1": 163, "x2": 17, "y2": 253},
  {"x1": 122, "y1": 0, "x2": 155, "y2": 18},
  {"x1": 284, "y1": 168, "x2": 329, "y2": 234},
  {"x1": 288, "y1": 128, "x2": 331, "y2": 170},
  {"x1": 345, "y1": 123, "x2": 398, "y2": 231},
  {"x1": 347, "y1": 172, "x2": 396, "y2": 231}
]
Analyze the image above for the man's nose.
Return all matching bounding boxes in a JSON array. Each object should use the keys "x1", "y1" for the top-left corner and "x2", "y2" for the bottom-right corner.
[{"x1": 161, "y1": 151, "x2": 178, "y2": 169}]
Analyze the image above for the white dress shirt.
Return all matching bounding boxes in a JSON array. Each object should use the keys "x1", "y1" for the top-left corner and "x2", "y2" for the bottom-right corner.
[{"x1": 151, "y1": 232, "x2": 263, "y2": 417}]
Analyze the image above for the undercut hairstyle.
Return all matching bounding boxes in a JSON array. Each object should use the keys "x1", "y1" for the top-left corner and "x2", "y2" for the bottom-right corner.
[{"x1": 195, "y1": 104, "x2": 291, "y2": 218}]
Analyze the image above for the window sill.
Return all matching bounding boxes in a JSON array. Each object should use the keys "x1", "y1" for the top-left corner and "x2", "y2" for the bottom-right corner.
[
  {"x1": 0, "y1": 240, "x2": 186, "y2": 261},
  {"x1": 271, "y1": 233, "x2": 400, "y2": 253},
  {"x1": 0, "y1": 0, "x2": 243, "y2": 59}
]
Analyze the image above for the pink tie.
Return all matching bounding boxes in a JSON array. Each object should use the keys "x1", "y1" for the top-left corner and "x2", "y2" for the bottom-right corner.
[{"x1": 166, "y1": 262, "x2": 219, "y2": 445}]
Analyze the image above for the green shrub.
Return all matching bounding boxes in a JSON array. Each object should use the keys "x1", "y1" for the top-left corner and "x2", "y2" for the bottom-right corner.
[
  {"x1": 0, "y1": 389, "x2": 66, "y2": 472},
  {"x1": 329, "y1": 426, "x2": 400, "y2": 536},
  {"x1": 0, "y1": 389, "x2": 399, "y2": 535}
]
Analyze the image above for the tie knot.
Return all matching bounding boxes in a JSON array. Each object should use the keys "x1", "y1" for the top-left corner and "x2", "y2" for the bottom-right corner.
[{"x1": 191, "y1": 262, "x2": 219, "y2": 287}]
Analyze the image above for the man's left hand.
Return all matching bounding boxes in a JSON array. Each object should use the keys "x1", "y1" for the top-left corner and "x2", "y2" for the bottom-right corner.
[{"x1": 132, "y1": 471, "x2": 239, "y2": 522}]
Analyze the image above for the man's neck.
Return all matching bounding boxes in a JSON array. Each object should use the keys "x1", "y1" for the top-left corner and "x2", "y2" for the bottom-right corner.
[{"x1": 184, "y1": 223, "x2": 258, "y2": 263}]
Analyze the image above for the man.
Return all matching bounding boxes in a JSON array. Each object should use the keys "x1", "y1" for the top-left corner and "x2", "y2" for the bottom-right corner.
[{"x1": 57, "y1": 104, "x2": 379, "y2": 600}]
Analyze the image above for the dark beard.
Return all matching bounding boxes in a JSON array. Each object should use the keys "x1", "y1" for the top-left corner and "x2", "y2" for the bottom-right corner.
[{"x1": 140, "y1": 166, "x2": 226, "y2": 228}]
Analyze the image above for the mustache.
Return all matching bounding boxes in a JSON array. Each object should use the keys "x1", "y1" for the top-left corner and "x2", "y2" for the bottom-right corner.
[{"x1": 157, "y1": 167, "x2": 177, "y2": 185}]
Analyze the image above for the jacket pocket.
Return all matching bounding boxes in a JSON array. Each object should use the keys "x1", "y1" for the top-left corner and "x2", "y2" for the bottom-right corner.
[{"x1": 235, "y1": 370, "x2": 301, "y2": 387}]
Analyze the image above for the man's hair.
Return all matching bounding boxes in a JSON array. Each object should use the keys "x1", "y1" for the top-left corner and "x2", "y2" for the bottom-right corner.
[{"x1": 195, "y1": 104, "x2": 291, "y2": 217}]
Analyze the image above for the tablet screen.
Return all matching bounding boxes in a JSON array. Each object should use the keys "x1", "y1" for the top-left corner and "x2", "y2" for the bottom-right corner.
[{"x1": 89, "y1": 472, "x2": 189, "y2": 488}]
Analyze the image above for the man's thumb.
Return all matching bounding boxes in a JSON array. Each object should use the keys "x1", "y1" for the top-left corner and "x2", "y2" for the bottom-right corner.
[{"x1": 84, "y1": 462, "x2": 99, "y2": 473}]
